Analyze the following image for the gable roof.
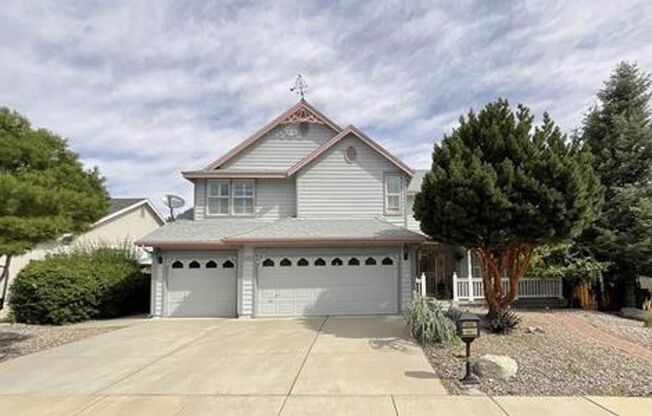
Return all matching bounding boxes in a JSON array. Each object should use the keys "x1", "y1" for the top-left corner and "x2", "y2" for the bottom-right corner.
[
  {"x1": 107, "y1": 198, "x2": 146, "y2": 216},
  {"x1": 95, "y1": 198, "x2": 166, "y2": 227},
  {"x1": 287, "y1": 125, "x2": 415, "y2": 177},
  {"x1": 204, "y1": 99, "x2": 342, "y2": 170}
]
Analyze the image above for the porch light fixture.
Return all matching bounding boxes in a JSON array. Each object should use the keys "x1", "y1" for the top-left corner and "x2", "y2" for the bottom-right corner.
[
  {"x1": 403, "y1": 244, "x2": 408, "y2": 260},
  {"x1": 456, "y1": 311, "x2": 480, "y2": 385}
]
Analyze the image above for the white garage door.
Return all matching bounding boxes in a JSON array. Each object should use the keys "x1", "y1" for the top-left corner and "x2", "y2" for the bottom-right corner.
[
  {"x1": 257, "y1": 252, "x2": 399, "y2": 317},
  {"x1": 166, "y1": 254, "x2": 237, "y2": 317}
]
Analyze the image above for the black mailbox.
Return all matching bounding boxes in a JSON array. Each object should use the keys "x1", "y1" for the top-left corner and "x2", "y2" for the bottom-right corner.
[
  {"x1": 456, "y1": 311, "x2": 480, "y2": 384},
  {"x1": 457, "y1": 312, "x2": 480, "y2": 341}
]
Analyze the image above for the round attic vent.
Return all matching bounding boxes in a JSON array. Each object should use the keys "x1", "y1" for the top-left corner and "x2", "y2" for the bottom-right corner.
[{"x1": 345, "y1": 145, "x2": 357, "y2": 163}]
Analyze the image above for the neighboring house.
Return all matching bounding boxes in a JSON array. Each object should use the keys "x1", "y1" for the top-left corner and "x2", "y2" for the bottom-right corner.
[
  {"x1": 3, "y1": 198, "x2": 165, "y2": 286},
  {"x1": 139, "y1": 99, "x2": 562, "y2": 318}
]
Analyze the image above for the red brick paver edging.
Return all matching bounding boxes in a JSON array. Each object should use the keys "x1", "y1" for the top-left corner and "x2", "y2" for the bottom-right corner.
[{"x1": 562, "y1": 314, "x2": 652, "y2": 365}]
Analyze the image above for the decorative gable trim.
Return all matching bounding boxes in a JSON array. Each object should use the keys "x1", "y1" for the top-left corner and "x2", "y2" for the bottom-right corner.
[
  {"x1": 204, "y1": 99, "x2": 342, "y2": 170},
  {"x1": 286, "y1": 125, "x2": 415, "y2": 177},
  {"x1": 280, "y1": 107, "x2": 326, "y2": 125}
]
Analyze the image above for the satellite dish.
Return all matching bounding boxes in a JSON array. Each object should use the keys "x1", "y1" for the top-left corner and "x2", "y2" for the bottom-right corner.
[
  {"x1": 162, "y1": 194, "x2": 185, "y2": 221},
  {"x1": 162, "y1": 194, "x2": 185, "y2": 209}
]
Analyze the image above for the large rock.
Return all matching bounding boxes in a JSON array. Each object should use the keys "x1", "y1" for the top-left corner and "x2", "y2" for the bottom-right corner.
[
  {"x1": 472, "y1": 354, "x2": 518, "y2": 380},
  {"x1": 620, "y1": 307, "x2": 649, "y2": 322}
]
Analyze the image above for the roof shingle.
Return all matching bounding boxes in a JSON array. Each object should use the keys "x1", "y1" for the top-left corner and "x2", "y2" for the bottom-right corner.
[{"x1": 137, "y1": 218, "x2": 425, "y2": 246}]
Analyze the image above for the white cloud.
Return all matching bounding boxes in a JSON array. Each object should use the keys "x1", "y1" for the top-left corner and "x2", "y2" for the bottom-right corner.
[{"x1": 1, "y1": 0, "x2": 651, "y2": 212}]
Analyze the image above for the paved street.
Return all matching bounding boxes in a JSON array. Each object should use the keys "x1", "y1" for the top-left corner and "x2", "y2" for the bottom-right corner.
[{"x1": 0, "y1": 316, "x2": 649, "y2": 415}]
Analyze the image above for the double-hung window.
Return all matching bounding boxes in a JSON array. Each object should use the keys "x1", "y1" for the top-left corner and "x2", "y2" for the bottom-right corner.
[
  {"x1": 207, "y1": 180, "x2": 230, "y2": 215},
  {"x1": 384, "y1": 174, "x2": 402, "y2": 215},
  {"x1": 232, "y1": 180, "x2": 255, "y2": 215},
  {"x1": 207, "y1": 179, "x2": 255, "y2": 216}
]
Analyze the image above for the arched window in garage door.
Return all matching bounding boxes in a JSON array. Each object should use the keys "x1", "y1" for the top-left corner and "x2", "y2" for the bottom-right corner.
[
  {"x1": 314, "y1": 258, "x2": 326, "y2": 266},
  {"x1": 297, "y1": 258, "x2": 309, "y2": 266},
  {"x1": 348, "y1": 258, "x2": 360, "y2": 266},
  {"x1": 262, "y1": 259, "x2": 275, "y2": 267},
  {"x1": 189, "y1": 261, "x2": 201, "y2": 269},
  {"x1": 381, "y1": 257, "x2": 394, "y2": 266},
  {"x1": 205, "y1": 260, "x2": 218, "y2": 268},
  {"x1": 172, "y1": 261, "x2": 184, "y2": 269},
  {"x1": 365, "y1": 257, "x2": 377, "y2": 265},
  {"x1": 222, "y1": 260, "x2": 235, "y2": 269},
  {"x1": 331, "y1": 258, "x2": 343, "y2": 266},
  {"x1": 280, "y1": 258, "x2": 292, "y2": 267}
]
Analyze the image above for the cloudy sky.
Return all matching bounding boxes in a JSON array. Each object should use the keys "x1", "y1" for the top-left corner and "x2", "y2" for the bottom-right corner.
[{"x1": 2, "y1": 0, "x2": 652, "y2": 212}]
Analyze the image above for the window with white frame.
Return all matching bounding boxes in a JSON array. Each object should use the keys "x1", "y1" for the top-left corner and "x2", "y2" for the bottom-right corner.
[
  {"x1": 232, "y1": 180, "x2": 255, "y2": 215},
  {"x1": 206, "y1": 179, "x2": 255, "y2": 216},
  {"x1": 207, "y1": 180, "x2": 230, "y2": 215},
  {"x1": 384, "y1": 174, "x2": 402, "y2": 215}
]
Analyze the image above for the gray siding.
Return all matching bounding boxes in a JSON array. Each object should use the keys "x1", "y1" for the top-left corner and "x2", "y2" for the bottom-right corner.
[
  {"x1": 150, "y1": 251, "x2": 164, "y2": 317},
  {"x1": 194, "y1": 179, "x2": 207, "y2": 220},
  {"x1": 239, "y1": 246, "x2": 254, "y2": 317},
  {"x1": 255, "y1": 178, "x2": 296, "y2": 219},
  {"x1": 296, "y1": 135, "x2": 406, "y2": 225},
  {"x1": 406, "y1": 195, "x2": 421, "y2": 232},
  {"x1": 223, "y1": 123, "x2": 336, "y2": 170}
]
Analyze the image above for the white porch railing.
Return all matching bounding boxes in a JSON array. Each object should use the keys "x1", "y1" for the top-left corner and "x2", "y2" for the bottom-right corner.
[{"x1": 452, "y1": 273, "x2": 563, "y2": 302}]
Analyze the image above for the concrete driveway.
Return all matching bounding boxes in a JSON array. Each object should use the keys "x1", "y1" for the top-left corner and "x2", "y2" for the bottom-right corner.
[{"x1": 0, "y1": 316, "x2": 447, "y2": 415}]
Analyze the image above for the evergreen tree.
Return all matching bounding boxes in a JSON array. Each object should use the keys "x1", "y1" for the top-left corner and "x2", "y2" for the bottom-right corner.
[
  {"x1": 580, "y1": 62, "x2": 652, "y2": 306},
  {"x1": 0, "y1": 108, "x2": 109, "y2": 308},
  {"x1": 415, "y1": 99, "x2": 602, "y2": 317}
]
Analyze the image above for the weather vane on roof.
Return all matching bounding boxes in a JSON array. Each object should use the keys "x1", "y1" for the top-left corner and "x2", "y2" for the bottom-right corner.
[{"x1": 290, "y1": 73, "x2": 308, "y2": 98}]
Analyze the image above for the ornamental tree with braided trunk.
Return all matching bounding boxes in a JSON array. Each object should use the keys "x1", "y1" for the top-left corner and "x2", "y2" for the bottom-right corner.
[{"x1": 414, "y1": 99, "x2": 603, "y2": 318}]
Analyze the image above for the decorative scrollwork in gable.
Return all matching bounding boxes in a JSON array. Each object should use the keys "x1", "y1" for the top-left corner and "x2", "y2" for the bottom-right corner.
[{"x1": 280, "y1": 107, "x2": 325, "y2": 125}]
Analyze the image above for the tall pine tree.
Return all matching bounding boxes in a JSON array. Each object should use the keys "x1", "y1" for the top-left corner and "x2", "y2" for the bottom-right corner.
[{"x1": 580, "y1": 62, "x2": 652, "y2": 307}]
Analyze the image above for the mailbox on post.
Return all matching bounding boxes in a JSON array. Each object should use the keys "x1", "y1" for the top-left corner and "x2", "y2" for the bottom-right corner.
[{"x1": 456, "y1": 311, "x2": 480, "y2": 384}]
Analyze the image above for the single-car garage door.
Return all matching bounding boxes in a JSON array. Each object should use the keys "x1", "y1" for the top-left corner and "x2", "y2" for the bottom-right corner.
[
  {"x1": 257, "y1": 252, "x2": 399, "y2": 316},
  {"x1": 166, "y1": 254, "x2": 237, "y2": 317}
]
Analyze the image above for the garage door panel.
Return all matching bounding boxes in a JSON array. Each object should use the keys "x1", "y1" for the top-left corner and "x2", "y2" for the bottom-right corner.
[
  {"x1": 167, "y1": 255, "x2": 237, "y2": 317},
  {"x1": 257, "y1": 252, "x2": 399, "y2": 317}
]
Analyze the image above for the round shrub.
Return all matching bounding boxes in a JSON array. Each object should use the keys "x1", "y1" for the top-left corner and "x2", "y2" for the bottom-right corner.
[{"x1": 9, "y1": 247, "x2": 149, "y2": 325}]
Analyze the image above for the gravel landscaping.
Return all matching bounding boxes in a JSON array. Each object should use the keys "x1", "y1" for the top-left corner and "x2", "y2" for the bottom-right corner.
[
  {"x1": 425, "y1": 309, "x2": 652, "y2": 396},
  {"x1": 574, "y1": 310, "x2": 652, "y2": 350},
  {"x1": 0, "y1": 322, "x2": 123, "y2": 362}
]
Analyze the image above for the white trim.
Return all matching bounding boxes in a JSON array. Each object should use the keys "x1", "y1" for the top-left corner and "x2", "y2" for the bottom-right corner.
[{"x1": 93, "y1": 199, "x2": 165, "y2": 228}]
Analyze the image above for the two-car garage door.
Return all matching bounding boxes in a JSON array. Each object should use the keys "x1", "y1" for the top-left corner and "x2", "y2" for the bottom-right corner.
[{"x1": 257, "y1": 251, "x2": 399, "y2": 317}]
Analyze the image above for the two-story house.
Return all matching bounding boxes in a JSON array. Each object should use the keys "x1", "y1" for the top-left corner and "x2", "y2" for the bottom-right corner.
[{"x1": 138, "y1": 99, "x2": 428, "y2": 318}]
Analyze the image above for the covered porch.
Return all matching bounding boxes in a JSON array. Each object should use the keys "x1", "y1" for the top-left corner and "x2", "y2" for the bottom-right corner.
[{"x1": 418, "y1": 243, "x2": 563, "y2": 302}]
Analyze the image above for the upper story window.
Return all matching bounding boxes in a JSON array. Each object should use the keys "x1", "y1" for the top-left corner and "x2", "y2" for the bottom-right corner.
[
  {"x1": 207, "y1": 180, "x2": 231, "y2": 215},
  {"x1": 207, "y1": 179, "x2": 255, "y2": 216},
  {"x1": 384, "y1": 174, "x2": 402, "y2": 215},
  {"x1": 232, "y1": 180, "x2": 255, "y2": 215}
]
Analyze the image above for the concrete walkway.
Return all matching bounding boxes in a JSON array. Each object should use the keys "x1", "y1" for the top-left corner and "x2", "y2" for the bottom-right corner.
[{"x1": 0, "y1": 316, "x2": 649, "y2": 415}]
